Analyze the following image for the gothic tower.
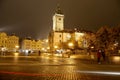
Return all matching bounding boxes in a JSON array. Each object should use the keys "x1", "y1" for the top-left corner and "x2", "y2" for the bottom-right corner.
[{"x1": 53, "y1": 6, "x2": 64, "y2": 31}]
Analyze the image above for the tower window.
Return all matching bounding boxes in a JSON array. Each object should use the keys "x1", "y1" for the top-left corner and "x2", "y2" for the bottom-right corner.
[
  {"x1": 59, "y1": 28, "x2": 61, "y2": 30},
  {"x1": 59, "y1": 40, "x2": 61, "y2": 43},
  {"x1": 59, "y1": 35, "x2": 61, "y2": 37},
  {"x1": 59, "y1": 18, "x2": 61, "y2": 20}
]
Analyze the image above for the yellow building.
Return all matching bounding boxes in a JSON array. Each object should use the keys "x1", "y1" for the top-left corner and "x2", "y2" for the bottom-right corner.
[
  {"x1": 0, "y1": 32, "x2": 19, "y2": 52},
  {"x1": 49, "y1": 30, "x2": 74, "y2": 51},
  {"x1": 41, "y1": 39, "x2": 49, "y2": 52},
  {"x1": 0, "y1": 32, "x2": 7, "y2": 48},
  {"x1": 7, "y1": 34, "x2": 19, "y2": 52},
  {"x1": 21, "y1": 38, "x2": 42, "y2": 53}
]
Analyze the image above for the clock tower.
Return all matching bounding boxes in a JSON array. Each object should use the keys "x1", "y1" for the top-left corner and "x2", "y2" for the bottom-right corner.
[{"x1": 53, "y1": 6, "x2": 64, "y2": 31}]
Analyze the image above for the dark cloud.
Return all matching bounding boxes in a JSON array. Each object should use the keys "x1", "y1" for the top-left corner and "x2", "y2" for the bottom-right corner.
[{"x1": 0, "y1": 0, "x2": 120, "y2": 39}]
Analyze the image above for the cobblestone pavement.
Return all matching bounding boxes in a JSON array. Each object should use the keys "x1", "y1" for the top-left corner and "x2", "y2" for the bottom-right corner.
[
  {"x1": 1, "y1": 72, "x2": 119, "y2": 80},
  {"x1": 0, "y1": 56, "x2": 120, "y2": 80}
]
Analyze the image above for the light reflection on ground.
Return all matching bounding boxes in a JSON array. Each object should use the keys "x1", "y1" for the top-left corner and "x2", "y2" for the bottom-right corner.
[{"x1": 76, "y1": 70, "x2": 120, "y2": 75}]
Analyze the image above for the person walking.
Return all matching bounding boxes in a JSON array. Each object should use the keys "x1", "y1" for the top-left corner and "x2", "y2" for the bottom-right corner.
[
  {"x1": 97, "y1": 49, "x2": 102, "y2": 64},
  {"x1": 38, "y1": 50, "x2": 41, "y2": 56},
  {"x1": 101, "y1": 49, "x2": 106, "y2": 61}
]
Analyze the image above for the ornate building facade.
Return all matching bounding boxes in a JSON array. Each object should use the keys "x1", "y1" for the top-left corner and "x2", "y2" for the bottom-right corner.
[
  {"x1": 21, "y1": 38, "x2": 42, "y2": 53},
  {"x1": 0, "y1": 32, "x2": 19, "y2": 52},
  {"x1": 49, "y1": 6, "x2": 95, "y2": 52}
]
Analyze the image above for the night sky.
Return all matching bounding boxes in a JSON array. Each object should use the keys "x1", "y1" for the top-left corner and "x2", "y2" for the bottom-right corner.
[{"x1": 0, "y1": 0, "x2": 120, "y2": 39}]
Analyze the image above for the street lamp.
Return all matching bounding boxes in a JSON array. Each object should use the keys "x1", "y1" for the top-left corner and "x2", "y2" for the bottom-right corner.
[
  {"x1": 68, "y1": 42, "x2": 74, "y2": 48},
  {"x1": 47, "y1": 47, "x2": 50, "y2": 52},
  {"x1": 91, "y1": 46, "x2": 94, "y2": 49},
  {"x1": 67, "y1": 42, "x2": 74, "y2": 58},
  {"x1": 54, "y1": 45, "x2": 58, "y2": 49},
  {"x1": 15, "y1": 45, "x2": 19, "y2": 52},
  {"x1": 47, "y1": 47, "x2": 50, "y2": 49},
  {"x1": 15, "y1": 45, "x2": 19, "y2": 49}
]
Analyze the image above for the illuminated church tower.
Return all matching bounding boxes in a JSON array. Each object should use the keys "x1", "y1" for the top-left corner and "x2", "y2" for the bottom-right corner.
[
  {"x1": 53, "y1": 6, "x2": 64, "y2": 31},
  {"x1": 49, "y1": 5, "x2": 91, "y2": 52}
]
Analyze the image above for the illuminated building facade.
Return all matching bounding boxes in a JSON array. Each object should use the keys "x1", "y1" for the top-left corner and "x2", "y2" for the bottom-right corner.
[
  {"x1": 49, "y1": 6, "x2": 94, "y2": 52},
  {"x1": 41, "y1": 39, "x2": 49, "y2": 52},
  {"x1": 21, "y1": 38, "x2": 42, "y2": 53},
  {"x1": 0, "y1": 32, "x2": 19, "y2": 52}
]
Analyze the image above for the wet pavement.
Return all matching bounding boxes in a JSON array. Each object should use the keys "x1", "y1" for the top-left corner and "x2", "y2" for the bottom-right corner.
[{"x1": 0, "y1": 56, "x2": 120, "y2": 80}]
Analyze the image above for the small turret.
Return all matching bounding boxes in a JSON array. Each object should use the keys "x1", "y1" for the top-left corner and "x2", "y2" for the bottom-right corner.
[{"x1": 55, "y1": 5, "x2": 63, "y2": 14}]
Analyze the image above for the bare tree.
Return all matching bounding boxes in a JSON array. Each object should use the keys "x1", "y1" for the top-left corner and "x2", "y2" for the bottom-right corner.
[
  {"x1": 95, "y1": 26, "x2": 110, "y2": 49},
  {"x1": 109, "y1": 25, "x2": 120, "y2": 52}
]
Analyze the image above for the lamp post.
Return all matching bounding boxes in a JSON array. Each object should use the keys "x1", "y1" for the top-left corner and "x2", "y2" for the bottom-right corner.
[
  {"x1": 54, "y1": 45, "x2": 58, "y2": 49},
  {"x1": 1, "y1": 46, "x2": 6, "y2": 56},
  {"x1": 15, "y1": 45, "x2": 19, "y2": 52},
  {"x1": 54, "y1": 45, "x2": 58, "y2": 53},
  {"x1": 68, "y1": 42, "x2": 74, "y2": 58},
  {"x1": 68, "y1": 42, "x2": 74, "y2": 49},
  {"x1": 47, "y1": 47, "x2": 50, "y2": 53}
]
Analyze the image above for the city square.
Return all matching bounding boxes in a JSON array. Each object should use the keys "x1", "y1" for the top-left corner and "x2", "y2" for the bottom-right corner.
[
  {"x1": 0, "y1": 0, "x2": 120, "y2": 80},
  {"x1": 0, "y1": 53, "x2": 120, "y2": 80}
]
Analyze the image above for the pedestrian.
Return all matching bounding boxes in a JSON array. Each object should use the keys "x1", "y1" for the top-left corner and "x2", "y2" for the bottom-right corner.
[
  {"x1": 28, "y1": 50, "x2": 31, "y2": 56},
  {"x1": 38, "y1": 50, "x2": 41, "y2": 56},
  {"x1": 101, "y1": 49, "x2": 106, "y2": 61},
  {"x1": 97, "y1": 49, "x2": 102, "y2": 64}
]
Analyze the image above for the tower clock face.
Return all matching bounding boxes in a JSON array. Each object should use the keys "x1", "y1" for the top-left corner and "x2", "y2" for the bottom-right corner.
[
  {"x1": 57, "y1": 17, "x2": 62, "y2": 22},
  {"x1": 59, "y1": 18, "x2": 61, "y2": 20}
]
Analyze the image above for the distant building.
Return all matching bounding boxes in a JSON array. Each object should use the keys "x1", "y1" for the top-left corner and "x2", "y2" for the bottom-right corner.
[
  {"x1": 0, "y1": 32, "x2": 7, "y2": 48},
  {"x1": 7, "y1": 34, "x2": 19, "y2": 52},
  {"x1": 48, "y1": 6, "x2": 94, "y2": 52},
  {"x1": 0, "y1": 32, "x2": 19, "y2": 52},
  {"x1": 21, "y1": 38, "x2": 42, "y2": 53},
  {"x1": 41, "y1": 39, "x2": 49, "y2": 52}
]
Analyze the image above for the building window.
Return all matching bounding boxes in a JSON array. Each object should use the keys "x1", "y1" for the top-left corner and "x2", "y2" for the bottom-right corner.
[
  {"x1": 59, "y1": 35, "x2": 61, "y2": 37},
  {"x1": 59, "y1": 28, "x2": 61, "y2": 31},
  {"x1": 59, "y1": 18, "x2": 61, "y2": 20},
  {"x1": 59, "y1": 40, "x2": 61, "y2": 43}
]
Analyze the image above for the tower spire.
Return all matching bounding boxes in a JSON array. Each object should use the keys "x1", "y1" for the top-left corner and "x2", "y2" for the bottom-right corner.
[{"x1": 55, "y1": 4, "x2": 63, "y2": 14}]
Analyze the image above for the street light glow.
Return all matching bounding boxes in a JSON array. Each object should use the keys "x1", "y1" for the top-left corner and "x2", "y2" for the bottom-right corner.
[
  {"x1": 15, "y1": 45, "x2": 19, "y2": 48},
  {"x1": 91, "y1": 46, "x2": 94, "y2": 49},
  {"x1": 68, "y1": 42, "x2": 74, "y2": 47},
  {"x1": 47, "y1": 47, "x2": 50, "y2": 50},
  {"x1": 54, "y1": 46, "x2": 58, "y2": 49},
  {"x1": 14, "y1": 52, "x2": 19, "y2": 56},
  {"x1": 76, "y1": 70, "x2": 120, "y2": 76}
]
